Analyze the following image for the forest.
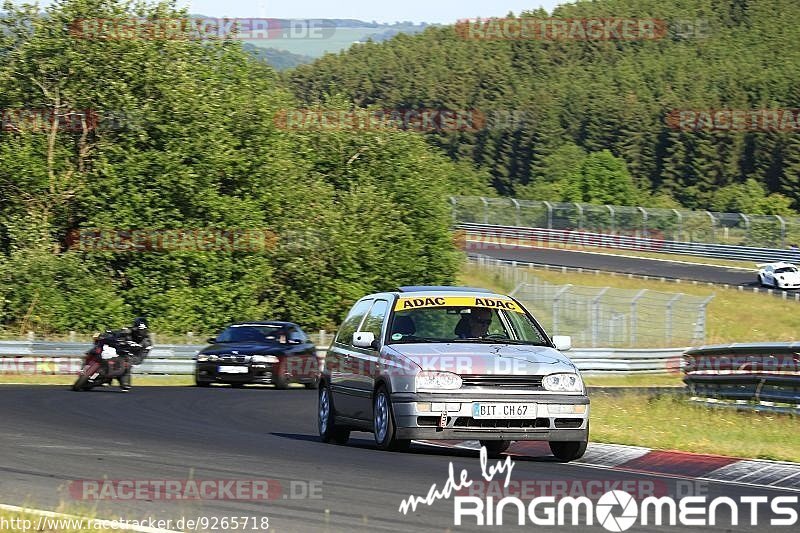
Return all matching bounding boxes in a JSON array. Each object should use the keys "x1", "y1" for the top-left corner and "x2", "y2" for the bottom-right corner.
[{"x1": 1, "y1": 0, "x2": 796, "y2": 334}]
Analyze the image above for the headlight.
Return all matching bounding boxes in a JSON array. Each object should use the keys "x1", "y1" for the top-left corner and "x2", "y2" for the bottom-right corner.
[
  {"x1": 197, "y1": 354, "x2": 209, "y2": 362},
  {"x1": 415, "y1": 371, "x2": 462, "y2": 390},
  {"x1": 251, "y1": 355, "x2": 279, "y2": 363},
  {"x1": 542, "y1": 373, "x2": 583, "y2": 392}
]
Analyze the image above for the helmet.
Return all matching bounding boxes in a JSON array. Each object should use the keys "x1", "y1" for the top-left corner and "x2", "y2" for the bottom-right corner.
[{"x1": 130, "y1": 317, "x2": 149, "y2": 343}]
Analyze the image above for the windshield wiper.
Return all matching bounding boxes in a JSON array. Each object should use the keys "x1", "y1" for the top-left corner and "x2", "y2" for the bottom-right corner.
[
  {"x1": 449, "y1": 338, "x2": 542, "y2": 345},
  {"x1": 390, "y1": 336, "x2": 442, "y2": 343}
]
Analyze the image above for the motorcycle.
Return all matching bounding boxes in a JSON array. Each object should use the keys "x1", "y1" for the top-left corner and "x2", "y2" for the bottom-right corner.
[{"x1": 72, "y1": 330, "x2": 149, "y2": 391}]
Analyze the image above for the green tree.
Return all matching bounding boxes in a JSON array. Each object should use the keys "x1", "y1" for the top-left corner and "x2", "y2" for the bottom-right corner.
[{"x1": 563, "y1": 150, "x2": 638, "y2": 205}]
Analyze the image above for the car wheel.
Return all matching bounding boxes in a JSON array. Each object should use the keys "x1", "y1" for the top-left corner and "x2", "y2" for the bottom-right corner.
[
  {"x1": 230, "y1": 383, "x2": 245, "y2": 388},
  {"x1": 195, "y1": 379, "x2": 210, "y2": 387},
  {"x1": 319, "y1": 383, "x2": 350, "y2": 444},
  {"x1": 774, "y1": 278, "x2": 781, "y2": 289},
  {"x1": 758, "y1": 275, "x2": 764, "y2": 287},
  {"x1": 480, "y1": 440, "x2": 511, "y2": 458},
  {"x1": 549, "y1": 440, "x2": 588, "y2": 462},
  {"x1": 273, "y1": 372, "x2": 289, "y2": 389},
  {"x1": 373, "y1": 386, "x2": 410, "y2": 451}
]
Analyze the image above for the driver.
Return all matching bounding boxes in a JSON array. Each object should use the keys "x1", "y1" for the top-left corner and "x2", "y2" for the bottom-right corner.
[
  {"x1": 456, "y1": 307, "x2": 493, "y2": 338},
  {"x1": 117, "y1": 317, "x2": 152, "y2": 391}
]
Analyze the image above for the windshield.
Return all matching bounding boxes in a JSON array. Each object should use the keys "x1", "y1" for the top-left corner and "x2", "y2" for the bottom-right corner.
[
  {"x1": 387, "y1": 303, "x2": 548, "y2": 345},
  {"x1": 775, "y1": 267, "x2": 797, "y2": 274},
  {"x1": 216, "y1": 325, "x2": 287, "y2": 343}
]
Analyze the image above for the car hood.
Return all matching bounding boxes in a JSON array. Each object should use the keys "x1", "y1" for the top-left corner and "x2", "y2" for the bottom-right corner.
[
  {"x1": 385, "y1": 342, "x2": 577, "y2": 375},
  {"x1": 200, "y1": 342, "x2": 286, "y2": 356}
]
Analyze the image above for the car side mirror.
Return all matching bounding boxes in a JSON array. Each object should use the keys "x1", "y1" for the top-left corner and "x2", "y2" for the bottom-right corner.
[
  {"x1": 207, "y1": 337, "x2": 218, "y2": 344},
  {"x1": 553, "y1": 335, "x2": 572, "y2": 351},
  {"x1": 352, "y1": 331, "x2": 378, "y2": 350}
]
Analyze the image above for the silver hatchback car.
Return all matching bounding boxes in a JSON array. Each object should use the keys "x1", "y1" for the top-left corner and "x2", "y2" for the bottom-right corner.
[{"x1": 318, "y1": 286, "x2": 589, "y2": 461}]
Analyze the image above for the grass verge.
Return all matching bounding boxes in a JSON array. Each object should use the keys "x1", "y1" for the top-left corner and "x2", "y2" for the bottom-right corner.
[
  {"x1": 589, "y1": 392, "x2": 799, "y2": 462},
  {"x1": 583, "y1": 374, "x2": 683, "y2": 387},
  {"x1": 0, "y1": 503, "x2": 103, "y2": 533}
]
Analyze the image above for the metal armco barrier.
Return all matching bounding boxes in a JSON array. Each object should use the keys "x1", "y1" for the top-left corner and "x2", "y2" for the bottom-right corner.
[
  {"x1": 0, "y1": 341, "x2": 327, "y2": 376},
  {"x1": 458, "y1": 223, "x2": 800, "y2": 264},
  {"x1": 683, "y1": 343, "x2": 800, "y2": 410},
  {"x1": 570, "y1": 348, "x2": 684, "y2": 374},
  {"x1": 0, "y1": 341, "x2": 681, "y2": 376}
]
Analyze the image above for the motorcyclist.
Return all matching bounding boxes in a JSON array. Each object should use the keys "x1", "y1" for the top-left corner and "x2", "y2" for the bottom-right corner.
[{"x1": 116, "y1": 317, "x2": 152, "y2": 391}]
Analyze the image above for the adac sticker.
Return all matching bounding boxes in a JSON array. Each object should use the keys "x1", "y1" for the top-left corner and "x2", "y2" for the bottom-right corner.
[{"x1": 394, "y1": 296, "x2": 523, "y2": 313}]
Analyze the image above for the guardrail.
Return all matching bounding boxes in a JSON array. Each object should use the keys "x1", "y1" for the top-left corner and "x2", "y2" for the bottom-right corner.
[
  {"x1": 458, "y1": 223, "x2": 800, "y2": 263},
  {"x1": 0, "y1": 341, "x2": 682, "y2": 376},
  {"x1": 683, "y1": 343, "x2": 800, "y2": 412}
]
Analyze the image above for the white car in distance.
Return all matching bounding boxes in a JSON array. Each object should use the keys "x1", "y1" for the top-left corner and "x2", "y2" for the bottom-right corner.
[{"x1": 757, "y1": 262, "x2": 800, "y2": 289}]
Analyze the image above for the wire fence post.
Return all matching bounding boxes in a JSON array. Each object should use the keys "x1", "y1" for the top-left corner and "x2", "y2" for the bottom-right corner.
[
  {"x1": 543, "y1": 201, "x2": 553, "y2": 230},
  {"x1": 672, "y1": 208, "x2": 683, "y2": 240},
  {"x1": 511, "y1": 198, "x2": 521, "y2": 227},
  {"x1": 591, "y1": 287, "x2": 610, "y2": 347},
  {"x1": 706, "y1": 211, "x2": 716, "y2": 242},
  {"x1": 638, "y1": 206, "x2": 648, "y2": 238},
  {"x1": 606, "y1": 205, "x2": 615, "y2": 233},
  {"x1": 665, "y1": 293, "x2": 682, "y2": 345},
  {"x1": 696, "y1": 295, "x2": 715, "y2": 343},
  {"x1": 776, "y1": 215, "x2": 786, "y2": 248},
  {"x1": 574, "y1": 202, "x2": 584, "y2": 230},
  {"x1": 630, "y1": 289, "x2": 648, "y2": 346},
  {"x1": 552, "y1": 285, "x2": 572, "y2": 335}
]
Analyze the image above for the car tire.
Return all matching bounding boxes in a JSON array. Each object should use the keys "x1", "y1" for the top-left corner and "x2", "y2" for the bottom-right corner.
[
  {"x1": 72, "y1": 373, "x2": 91, "y2": 392},
  {"x1": 480, "y1": 440, "x2": 511, "y2": 458},
  {"x1": 195, "y1": 379, "x2": 210, "y2": 387},
  {"x1": 319, "y1": 383, "x2": 350, "y2": 444},
  {"x1": 549, "y1": 440, "x2": 588, "y2": 462},
  {"x1": 758, "y1": 275, "x2": 764, "y2": 287},
  {"x1": 273, "y1": 372, "x2": 289, "y2": 389},
  {"x1": 230, "y1": 383, "x2": 245, "y2": 388},
  {"x1": 373, "y1": 385, "x2": 411, "y2": 451}
]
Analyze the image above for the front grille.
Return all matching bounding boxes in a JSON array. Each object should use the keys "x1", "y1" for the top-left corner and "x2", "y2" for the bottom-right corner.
[
  {"x1": 219, "y1": 355, "x2": 248, "y2": 363},
  {"x1": 460, "y1": 375, "x2": 544, "y2": 390},
  {"x1": 554, "y1": 418, "x2": 583, "y2": 429},
  {"x1": 417, "y1": 416, "x2": 439, "y2": 427},
  {"x1": 453, "y1": 417, "x2": 550, "y2": 429}
]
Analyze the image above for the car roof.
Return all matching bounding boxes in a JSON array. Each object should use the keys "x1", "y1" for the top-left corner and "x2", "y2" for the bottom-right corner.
[
  {"x1": 397, "y1": 285, "x2": 493, "y2": 293},
  {"x1": 391, "y1": 285, "x2": 508, "y2": 299},
  {"x1": 759, "y1": 262, "x2": 797, "y2": 269},
  {"x1": 228, "y1": 321, "x2": 299, "y2": 328}
]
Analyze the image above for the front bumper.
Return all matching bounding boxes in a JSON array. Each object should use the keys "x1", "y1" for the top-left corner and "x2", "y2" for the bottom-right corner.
[
  {"x1": 195, "y1": 362, "x2": 275, "y2": 384},
  {"x1": 391, "y1": 392, "x2": 589, "y2": 441}
]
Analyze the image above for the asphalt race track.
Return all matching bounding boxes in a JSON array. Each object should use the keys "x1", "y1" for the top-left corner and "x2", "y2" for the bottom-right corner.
[
  {"x1": 0, "y1": 385, "x2": 795, "y2": 532},
  {"x1": 472, "y1": 247, "x2": 757, "y2": 286}
]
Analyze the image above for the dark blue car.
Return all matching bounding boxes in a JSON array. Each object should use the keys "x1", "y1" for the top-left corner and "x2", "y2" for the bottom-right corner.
[{"x1": 195, "y1": 322, "x2": 320, "y2": 389}]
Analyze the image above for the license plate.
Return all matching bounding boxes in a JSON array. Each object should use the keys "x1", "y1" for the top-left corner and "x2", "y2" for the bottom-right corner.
[
  {"x1": 218, "y1": 365, "x2": 248, "y2": 374},
  {"x1": 472, "y1": 403, "x2": 536, "y2": 419}
]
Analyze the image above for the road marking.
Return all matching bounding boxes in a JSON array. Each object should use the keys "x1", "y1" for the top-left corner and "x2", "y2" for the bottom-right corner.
[{"x1": 417, "y1": 440, "x2": 800, "y2": 492}]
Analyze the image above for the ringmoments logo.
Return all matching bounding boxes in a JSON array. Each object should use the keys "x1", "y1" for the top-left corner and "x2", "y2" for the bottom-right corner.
[{"x1": 398, "y1": 447, "x2": 799, "y2": 529}]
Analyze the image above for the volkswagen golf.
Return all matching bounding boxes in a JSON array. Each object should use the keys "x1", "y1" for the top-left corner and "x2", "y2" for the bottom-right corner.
[{"x1": 317, "y1": 286, "x2": 589, "y2": 461}]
